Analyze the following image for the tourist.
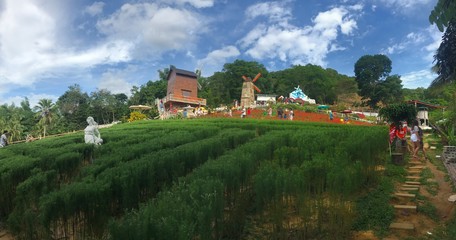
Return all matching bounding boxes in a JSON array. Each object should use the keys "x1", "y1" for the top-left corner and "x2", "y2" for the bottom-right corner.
[
  {"x1": 0, "y1": 130, "x2": 9, "y2": 147},
  {"x1": 241, "y1": 107, "x2": 246, "y2": 118},
  {"x1": 277, "y1": 107, "x2": 283, "y2": 119},
  {"x1": 268, "y1": 107, "x2": 272, "y2": 117},
  {"x1": 183, "y1": 108, "x2": 188, "y2": 118},
  {"x1": 84, "y1": 117, "x2": 103, "y2": 145},
  {"x1": 284, "y1": 109, "x2": 288, "y2": 119},
  {"x1": 395, "y1": 122, "x2": 407, "y2": 151},
  {"x1": 229, "y1": 108, "x2": 232, "y2": 117},
  {"x1": 418, "y1": 125, "x2": 426, "y2": 159},
  {"x1": 289, "y1": 109, "x2": 294, "y2": 121},
  {"x1": 410, "y1": 120, "x2": 420, "y2": 159},
  {"x1": 329, "y1": 110, "x2": 333, "y2": 120}
]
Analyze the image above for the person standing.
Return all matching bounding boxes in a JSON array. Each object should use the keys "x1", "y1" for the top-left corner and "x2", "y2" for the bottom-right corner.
[
  {"x1": 410, "y1": 120, "x2": 420, "y2": 159},
  {"x1": 241, "y1": 107, "x2": 246, "y2": 118},
  {"x1": 289, "y1": 109, "x2": 294, "y2": 121},
  {"x1": 418, "y1": 126, "x2": 426, "y2": 159},
  {"x1": 268, "y1": 107, "x2": 272, "y2": 117},
  {"x1": 277, "y1": 107, "x2": 283, "y2": 119},
  {"x1": 1, "y1": 130, "x2": 9, "y2": 147},
  {"x1": 329, "y1": 110, "x2": 333, "y2": 120}
]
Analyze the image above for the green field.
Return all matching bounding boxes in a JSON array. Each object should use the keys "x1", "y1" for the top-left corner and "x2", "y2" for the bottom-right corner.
[{"x1": 0, "y1": 119, "x2": 390, "y2": 240}]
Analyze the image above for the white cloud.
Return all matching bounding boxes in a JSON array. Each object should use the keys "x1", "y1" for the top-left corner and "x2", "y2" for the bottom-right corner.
[
  {"x1": 84, "y1": 2, "x2": 105, "y2": 16},
  {"x1": 96, "y1": 3, "x2": 207, "y2": 58},
  {"x1": 240, "y1": 4, "x2": 362, "y2": 67},
  {"x1": 382, "y1": 27, "x2": 442, "y2": 58},
  {"x1": 98, "y1": 71, "x2": 133, "y2": 96},
  {"x1": 1, "y1": 93, "x2": 59, "y2": 107},
  {"x1": 169, "y1": 0, "x2": 215, "y2": 8},
  {"x1": 424, "y1": 26, "x2": 443, "y2": 62},
  {"x1": 245, "y1": 1, "x2": 292, "y2": 26},
  {"x1": 0, "y1": 0, "x2": 133, "y2": 97},
  {"x1": 401, "y1": 69, "x2": 436, "y2": 88},
  {"x1": 377, "y1": 0, "x2": 433, "y2": 13},
  {"x1": 197, "y1": 46, "x2": 240, "y2": 75}
]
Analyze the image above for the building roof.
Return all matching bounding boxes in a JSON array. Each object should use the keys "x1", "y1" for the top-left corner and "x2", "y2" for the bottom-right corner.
[
  {"x1": 406, "y1": 99, "x2": 443, "y2": 109},
  {"x1": 167, "y1": 65, "x2": 197, "y2": 80}
]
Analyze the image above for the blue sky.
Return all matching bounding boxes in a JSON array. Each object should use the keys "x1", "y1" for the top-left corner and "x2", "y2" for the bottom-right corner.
[{"x1": 0, "y1": 0, "x2": 441, "y2": 107}]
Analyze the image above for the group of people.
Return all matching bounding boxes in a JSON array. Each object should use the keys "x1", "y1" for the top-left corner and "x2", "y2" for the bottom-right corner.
[
  {"x1": 391, "y1": 120, "x2": 425, "y2": 159},
  {"x1": 277, "y1": 107, "x2": 294, "y2": 120}
]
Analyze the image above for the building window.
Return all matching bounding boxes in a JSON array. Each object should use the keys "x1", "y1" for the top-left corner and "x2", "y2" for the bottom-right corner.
[{"x1": 182, "y1": 90, "x2": 191, "y2": 97}]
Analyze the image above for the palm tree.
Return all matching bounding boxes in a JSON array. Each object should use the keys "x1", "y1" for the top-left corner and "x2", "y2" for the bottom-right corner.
[{"x1": 33, "y1": 99, "x2": 54, "y2": 138}]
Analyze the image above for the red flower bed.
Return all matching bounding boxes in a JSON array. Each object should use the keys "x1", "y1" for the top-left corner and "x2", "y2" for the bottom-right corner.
[{"x1": 207, "y1": 109, "x2": 372, "y2": 126}]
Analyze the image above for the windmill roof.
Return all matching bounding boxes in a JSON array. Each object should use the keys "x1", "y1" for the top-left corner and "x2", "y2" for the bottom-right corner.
[{"x1": 167, "y1": 65, "x2": 197, "y2": 80}]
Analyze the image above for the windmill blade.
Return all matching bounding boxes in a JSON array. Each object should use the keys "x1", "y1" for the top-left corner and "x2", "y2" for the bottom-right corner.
[
  {"x1": 252, "y1": 73, "x2": 262, "y2": 82},
  {"x1": 242, "y1": 75, "x2": 249, "y2": 81},
  {"x1": 253, "y1": 84, "x2": 261, "y2": 93}
]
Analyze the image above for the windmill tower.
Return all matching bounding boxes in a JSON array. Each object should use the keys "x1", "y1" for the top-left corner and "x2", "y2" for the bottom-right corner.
[{"x1": 240, "y1": 73, "x2": 262, "y2": 108}]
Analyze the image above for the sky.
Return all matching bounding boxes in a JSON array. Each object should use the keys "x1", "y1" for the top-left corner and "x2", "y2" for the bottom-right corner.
[{"x1": 0, "y1": 0, "x2": 442, "y2": 107}]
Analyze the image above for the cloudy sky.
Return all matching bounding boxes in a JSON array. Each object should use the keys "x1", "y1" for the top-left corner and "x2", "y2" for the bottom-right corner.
[{"x1": 0, "y1": 0, "x2": 442, "y2": 107}]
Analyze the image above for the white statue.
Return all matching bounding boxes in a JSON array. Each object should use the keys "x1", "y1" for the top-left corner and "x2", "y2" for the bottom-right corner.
[{"x1": 84, "y1": 116, "x2": 103, "y2": 145}]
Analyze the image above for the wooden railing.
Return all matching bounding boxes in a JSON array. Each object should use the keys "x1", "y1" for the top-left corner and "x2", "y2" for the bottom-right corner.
[{"x1": 163, "y1": 94, "x2": 206, "y2": 106}]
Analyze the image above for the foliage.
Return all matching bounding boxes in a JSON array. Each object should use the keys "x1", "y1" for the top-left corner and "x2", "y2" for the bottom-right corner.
[
  {"x1": 56, "y1": 84, "x2": 91, "y2": 131},
  {"x1": 127, "y1": 111, "x2": 147, "y2": 122},
  {"x1": 378, "y1": 103, "x2": 417, "y2": 126},
  {"x1": 0, "y1": 119, "x2": 392, "y2": 239},
  {"x1": 354, "y1": 54, "x2": 403, "y2": 108},
  {"x1": 353, "y1": 178, "x2": 395, "y2": 237},
  {"x1": 429, "y1": 0, "x2": 456, "y2": 31},
  {"x1": 432, "y1": 20, "x2": 456, "y2": 87}
]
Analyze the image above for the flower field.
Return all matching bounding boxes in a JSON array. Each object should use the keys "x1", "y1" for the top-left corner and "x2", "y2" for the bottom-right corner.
[{"x1": 0, "y1": 118, "x2": 388, "y2": 239}]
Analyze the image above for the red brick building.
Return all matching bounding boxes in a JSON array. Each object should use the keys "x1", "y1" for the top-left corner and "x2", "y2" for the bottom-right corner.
[{"x1": 162, "y1": 66, "x2": 206, "y2": 109}]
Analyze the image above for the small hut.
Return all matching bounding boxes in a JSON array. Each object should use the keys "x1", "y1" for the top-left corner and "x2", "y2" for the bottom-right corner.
[{"x1": 406, "y1": 100, "x2": 443, "y2": 129}]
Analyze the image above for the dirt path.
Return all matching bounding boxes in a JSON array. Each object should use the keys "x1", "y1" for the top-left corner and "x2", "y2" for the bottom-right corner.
[
  {"x1": 383, "y1": 147, "x2": 455, "y2": 240},
  {"x1": 423, "y1": 159, "x2": 455, "y2": 220}
]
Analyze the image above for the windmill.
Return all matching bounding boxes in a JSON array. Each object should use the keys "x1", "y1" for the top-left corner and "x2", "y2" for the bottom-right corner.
[{"x1": 240, "y1": 73, "x2": 262, "y2": 108}]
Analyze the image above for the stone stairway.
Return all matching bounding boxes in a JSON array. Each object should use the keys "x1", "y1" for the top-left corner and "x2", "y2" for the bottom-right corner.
[{"x1": 389, "y1": 157, "x2": 425, "y2": 231}]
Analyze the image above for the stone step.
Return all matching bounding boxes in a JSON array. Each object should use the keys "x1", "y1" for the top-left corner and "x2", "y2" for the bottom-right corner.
[
  {"x1": 394, "y1": 193, "x2": 416, "y2": 198},
  {"x1": 394, "y1": 205, "x2": 417, "y2": 211},
  {"x1": 409, "y1": 161, "x2": 423, "y2": 164},
  {"x1": 405, "y1": 181, "x2": 421, "y2": 185},
  {"x1": 409, "y1": 166, "x2": 425, "y2": 169},
  {"x1": 389, "y1": 222, "x2": 415, "y2": 230},
  {"x1": 401, "y1": 187, "x2": 419, "y2": 191},
  {"x1": 406, "y1": 176, "x2": 421, "y2": 179},
  {"x1": 407, "y1": 170, "x2": 422, "y2": 174},
  {"x1": 402, "y1": 184, "x2": 420, "y2": 188}
]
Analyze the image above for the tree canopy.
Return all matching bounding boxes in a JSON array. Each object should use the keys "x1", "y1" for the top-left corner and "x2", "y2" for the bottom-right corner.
[
  {"x1": 429, "y1": 0, "x2": 456, "y2": 31},
  {"x1": 354, "y1": 54, "x2": 403, "y2": 108}
]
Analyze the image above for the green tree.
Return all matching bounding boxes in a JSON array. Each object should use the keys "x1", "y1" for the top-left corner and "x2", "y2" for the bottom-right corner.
[
  {"x1": 429, "y1": 0, "x2": 456, "y2": 31},
  {"x1": 378, "y1": 75, "x2": 403, "y2": 105},
  {"x1": 89, "y1": 89, "x2": 119, "y2": 124},
  {"x1": 56, "y1": 84, "x2": 90, "y2": 130},
  {"x1": 431, "y1": 20, "x2": 456, "y2": 86},
  {"x1": 33, "y1": 99, "x2": 54, "y2": 138},
  {"x1": 354, "y1": 54, "x2": 402, "y2": 108}
]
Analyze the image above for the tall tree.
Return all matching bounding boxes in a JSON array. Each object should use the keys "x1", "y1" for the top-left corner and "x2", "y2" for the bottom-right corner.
[
  {"x1": 429, "y1": 0, "x2": 456, "y2": 31},
  {"x1": 431, "y1": 20, "x2": 456, "y2": 86},
  {"x1": 33, "y1": 99, "x2": 54, "y2": 138},
  {"x1": 56, "y1": 84, "x2": 90, "y2": 130},
  {"x1": 354, "y1": 54, "x2": 401, "y2": 108}
]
